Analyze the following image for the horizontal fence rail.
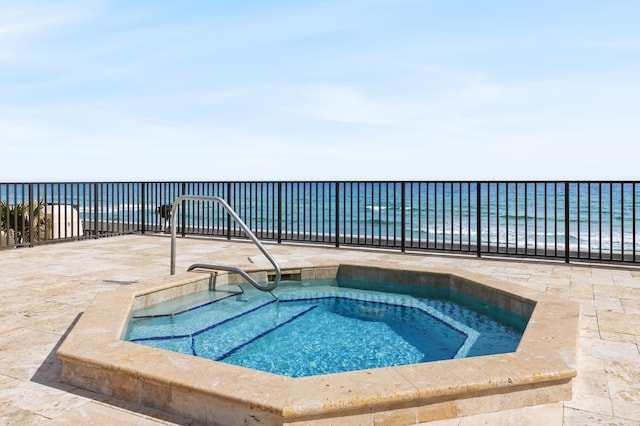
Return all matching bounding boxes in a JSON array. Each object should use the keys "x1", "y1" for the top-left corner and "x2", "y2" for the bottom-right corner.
[{"x1": 1, "y1": 181, "x2": 638, "y2": 264}]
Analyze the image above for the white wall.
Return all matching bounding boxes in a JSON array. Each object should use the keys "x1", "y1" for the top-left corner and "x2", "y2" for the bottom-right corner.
[{"x1": 44, "y1": 205, "x2": 83, "y2": 239}]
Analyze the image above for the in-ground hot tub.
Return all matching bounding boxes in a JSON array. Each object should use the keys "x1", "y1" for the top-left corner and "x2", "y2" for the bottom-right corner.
[
  {"x1": 57, "y1": 263, "x2": 580, "y2": 425},
  {"x1": 124, "y1": 268, "x2": 530, "y2": 377}
]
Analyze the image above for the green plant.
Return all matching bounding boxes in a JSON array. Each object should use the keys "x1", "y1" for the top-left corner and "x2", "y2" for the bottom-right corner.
[{"x1": 0, "y1": 201, "x2": 44, "y2": 244}]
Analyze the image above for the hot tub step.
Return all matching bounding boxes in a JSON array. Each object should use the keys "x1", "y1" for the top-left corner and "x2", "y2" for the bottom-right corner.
[{"x1": 192, "y1": 303, "x2": 316, "y2": 360}]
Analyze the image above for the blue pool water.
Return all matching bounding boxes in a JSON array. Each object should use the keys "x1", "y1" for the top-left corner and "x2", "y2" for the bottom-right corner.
[{"x1": 125, "y1": 278, "x2": 528, "y2": 378}]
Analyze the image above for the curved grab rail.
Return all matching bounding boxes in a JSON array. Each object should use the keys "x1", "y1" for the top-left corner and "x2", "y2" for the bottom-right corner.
[
  {"x1": 186, "y1": 263, "x2": 272, "y2": 290},
  {"x1": 170, "y1": 195, "x2": 281, "y2": 291}
]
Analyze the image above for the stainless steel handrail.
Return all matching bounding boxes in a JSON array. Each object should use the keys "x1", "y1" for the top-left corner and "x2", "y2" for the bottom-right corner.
[{"x1": 170, "y1": 195, "x2": 281, "y2": 291}]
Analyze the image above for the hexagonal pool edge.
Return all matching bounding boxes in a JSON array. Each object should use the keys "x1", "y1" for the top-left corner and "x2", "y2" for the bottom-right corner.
[{"x1": 57, "y1": 262, "x2": 579, "y2": 425}]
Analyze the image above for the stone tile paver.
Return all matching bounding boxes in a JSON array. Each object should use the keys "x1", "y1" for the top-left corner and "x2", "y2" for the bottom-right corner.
[{"x1": 1, "y1": 234, "x2": 640, "y2": 425}]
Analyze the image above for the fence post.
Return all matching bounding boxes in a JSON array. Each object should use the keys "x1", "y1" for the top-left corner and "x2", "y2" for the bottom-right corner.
[
  {"x1": 277, "y1": 182, "x2": 282, "y2": 244},
  {"x1": 140, "y1": 183, "x2": 146, "y2": 234},
  {"x1": 28, "y1": 183, "x2": 34, "y2": 247},
  {"x1": 181, "y1": 182, "x2": 187, "y2": 238},
  {"x1": 401, "y1": 182, "x2": 406, "y2": 252},
  {"x1": 335, "y1": 182, "x2": 340, "y2": 248},
  {"x1": 476, "y1": 182, "x2": 482, "y2": 257},
  {"x1": 93, "y1": 183, "x2": 99, "y2": 239},
  {"x1": 565, "y1": 182, "x2": 570, "y2": 263},
  {"x1": 226, "y1": 182, "x2": 232, "y2": 240},
  {"x1": 634, "y1": 183, "x2": 637, "y2": 263}
]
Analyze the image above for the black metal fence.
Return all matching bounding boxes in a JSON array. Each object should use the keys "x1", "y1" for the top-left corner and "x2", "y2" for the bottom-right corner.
[{"x1": 1, "y1": 181, "x2": 638, "y2": 264}]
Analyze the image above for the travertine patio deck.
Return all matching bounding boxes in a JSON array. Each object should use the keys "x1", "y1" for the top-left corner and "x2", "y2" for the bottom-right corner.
[{"x1": 1, "y1": 234, "x2": 639, "y2": 425}]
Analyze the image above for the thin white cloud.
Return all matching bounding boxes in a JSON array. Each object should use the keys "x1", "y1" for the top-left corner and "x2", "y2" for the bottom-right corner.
[
  {"x1": 0, "y1": 1, "x2": 94, "y2": 47},
  {"x1": 0, "y1": 122, "x2": 50, "y2": 139},
  {"x1": 583, "y1": 38, "x2": 640, "y2": 50},
  {"x1": 0, "y1": 6, "x2": 80, "y2": 39},
  {"x1": 285, "y1": 84, "x2": 393, "y2": 125}
]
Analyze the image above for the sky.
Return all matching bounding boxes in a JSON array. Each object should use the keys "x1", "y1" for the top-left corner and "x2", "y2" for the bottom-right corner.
[{"x1": 1, "y1": 0, "x2": 639, "y2": 182}]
